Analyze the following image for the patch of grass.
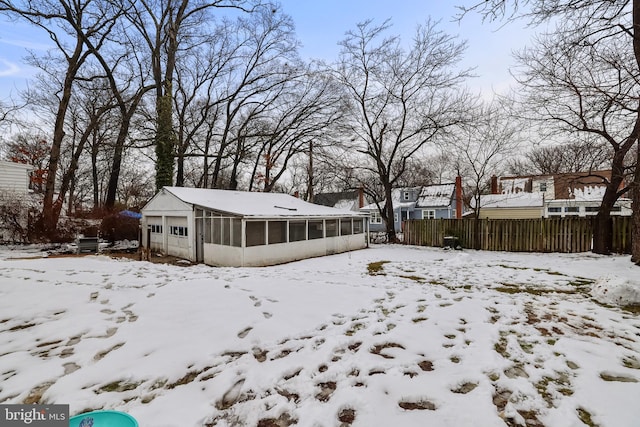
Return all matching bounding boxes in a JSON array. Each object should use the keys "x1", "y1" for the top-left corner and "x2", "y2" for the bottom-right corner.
[
  {"x1": 494, "y1": 336, "x2": 510, "y2": 359},
  {"x1": 345, "y1": 323, "x2": 366, "y2": 336},
  {"x1": 494, "y1": 285, "x2": 580, "y2": 296},
  {"x1": 97, "y1": 380, "x2": 141, "y2": 393},
  {"x1": 399, "y1": 275, "x2": 425, "y2": 283},
  {"x1": 599, "y1": 372, "x2": 638, "y2": 382},
  {"x1": 577, "y1": 407, "x2": 599, "y2": 427},
  {"x1": 367, "y1": 261, "x2": 390, "y2": 276},
  {"x1": 621, "y1": 304, "x2": 640, "y2": 315},
  {"x1": 622, "y1": 356, "x2": 640, "y2": 369},
  {"x1": 412, "y1": 317, "x2": 428, "y2": 323},
  {"x1": 398, "y1": 399, "x2": 436, "y2": 411}
]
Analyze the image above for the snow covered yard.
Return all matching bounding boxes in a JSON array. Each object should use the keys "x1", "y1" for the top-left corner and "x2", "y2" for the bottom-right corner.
[{"x1": 0, "y1": 245, "x2": 639, "y2": 427}]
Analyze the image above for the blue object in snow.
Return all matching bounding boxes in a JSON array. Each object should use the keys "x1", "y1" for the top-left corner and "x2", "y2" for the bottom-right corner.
[
  {"x1": 69, "y1": 410, "x2": 138, "y2": 427},
  {"x1": 118, "y1": 210, "x2": 142, "y2": 219}
]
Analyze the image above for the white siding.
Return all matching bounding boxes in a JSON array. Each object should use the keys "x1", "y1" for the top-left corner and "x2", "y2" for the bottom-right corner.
[{"x1": 0, "y1": 161, "x2": 32, "y2": 194}]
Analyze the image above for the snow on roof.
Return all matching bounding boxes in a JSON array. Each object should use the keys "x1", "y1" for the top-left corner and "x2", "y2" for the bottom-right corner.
[
  {"x1": 499, "y1": 177, "x2": 529, "y2": 194},
  {"x1": 569, "y1": 185, "x2": 607, "y2": 202},
  {"x1": 416, "y1": 183, "x2": 454, "y2": 208},
  {"x1": 161, "y1": 187, "x2": 364, "y2": 218},
  {"x1": 475, "y1": 192, "x2": 544, "y2": 209}
]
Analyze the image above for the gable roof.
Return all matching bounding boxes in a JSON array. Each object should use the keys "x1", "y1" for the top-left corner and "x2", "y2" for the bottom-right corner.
[
  {"x1": 416, "y1": 183, "x2": 455, "y2": 208},
  {"x1": 360, "y1": 185, "x2": 455, "y2": 211},
  {"x1": 153, "y1": 187, "x2": 364, "y2": 218},
  {"x1": 314, "y1": 190, "x2": 363, "y2": 211},
  {"x1": 473, "y1": 192, "x2": 544, "y2": 209}
]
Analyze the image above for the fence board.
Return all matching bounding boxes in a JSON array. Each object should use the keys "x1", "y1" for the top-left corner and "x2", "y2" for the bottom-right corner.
[{"x1": 402, "y1": 217, "x2": 631, "y2": 254}]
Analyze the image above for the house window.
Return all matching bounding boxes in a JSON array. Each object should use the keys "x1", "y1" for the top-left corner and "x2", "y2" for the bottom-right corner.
[
  {"x1": 289, "y1": 221, "x2": 306, "y2": 242},
  {"x1": 212, "y1": 217, "x2": 222, "y2": 244},
  {"x1": 308, "y1": 220, "x2": 324, "y2": 239},
  {"x1": 585, "y1": 206, "x2": 599, "y2": 213},
  {"x1": 268, "y1": 221, "x2": 287, "y2": 244},
  {"x1": 340, "y1": 218, "x2": 353, "y2": 235},
  {"x1": 246, "y1": 221, "x2": 266, "y2": 246},
  {"x1": 564, "y1": 206, "x2": 579, "y2": 213},
  {"x1": 150, "y1": 224, "x2": 163, "y2": 233},
  {"x1": 611, "y1": 206, "x2": 621, "y2": 212},
  {"x1": 231, "y1": 219, "x2": 242, "y2": 247},
  {"x1": 539, "y1": 182, "x2": 547, "y2": 192},
  {"x1": 394, "y1": 212, "x2": 399, "y2": 223},
  {"x1": 204, "y1": 218, "x2": 212, "y2": 243},
  {"x1": 403, "y1": 191, "x2": 410, "y2": 201},
  {"x1": 222, "y1": 218, "x2": 231, "y2": 246},
  {"x1": 370, "y1": 211, "x2": 382, "y2": 224},
  {"x1": 548, "y1": 207, "x2": 562, "y2": 213},
  {"x1": 353, "y1": 219, "x2": 364, "y2": 234},
  {"x1": 170, "y1": 226, "x2": 188, "y2": 237},
  {"x1": 422, "y1": 210, "x2": 435, "y2": 219},
  {"x1": 325, "y1": 219, "x2": 339, "y2": 237}
]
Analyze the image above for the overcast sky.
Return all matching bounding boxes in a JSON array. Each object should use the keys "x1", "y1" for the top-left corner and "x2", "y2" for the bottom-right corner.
[{"x1": 0, "y1": 1, "x2": 537, "y2": 101}]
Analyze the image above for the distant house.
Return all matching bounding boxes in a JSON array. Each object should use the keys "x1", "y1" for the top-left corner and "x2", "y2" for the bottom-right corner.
[
  {"x1": 140, "y1": 187, "x2": 368, "y2": 267},
  {"x1": 0, "y1": 160, "x2": 34, "y2": 242},
  {"x1": 0, "y1": 160, "x2": 33, "y2": 194},
  {"x1": 313, "y1": 189, "x2": 368, "y2": 211},
  {"x1": 475, "y1": 171, "x2": 631, "y2": 219},
  {"x1": 360, "y1": 181, "x2": 463, "y2": 233}
]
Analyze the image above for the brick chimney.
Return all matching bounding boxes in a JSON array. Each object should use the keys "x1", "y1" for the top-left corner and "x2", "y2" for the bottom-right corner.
[
  {"x1": 490, "y1": 175, "x2": 499, "y2": 194},
  {"x1": 293, "y1": 191, "x2": 299, "y2": 198},
  {"x1": 455, "y1": 176, "x2": 463, "y2": 219},
  {"x1": 358, "y1": 186, "x2": 365, "y2": 208}
]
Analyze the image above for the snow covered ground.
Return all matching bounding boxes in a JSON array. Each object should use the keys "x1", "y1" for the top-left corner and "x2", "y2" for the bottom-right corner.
[{"x1": 0, "y1": 244, "x2": 639, "y2": 427}]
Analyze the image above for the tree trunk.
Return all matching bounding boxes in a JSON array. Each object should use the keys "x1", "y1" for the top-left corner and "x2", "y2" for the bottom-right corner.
[
  {"x1": 631, "y1": 0, "x2": 640, "y2": 264},
  {"x1": 38, "y1": 42, "x2": 84, "y2": 239},
  {"x1": 383, "y1": 183, "x2": 398, "y2": 243}
]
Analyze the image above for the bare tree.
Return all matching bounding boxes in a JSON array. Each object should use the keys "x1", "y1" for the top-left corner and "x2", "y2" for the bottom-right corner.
[
  {"x1": 458, "y1": 0, "x2": 640, "y2": 261},
  {"x1": 335, "y1": 19, "x2": 472, "y2": 242},
  {"x1": 122, "y1": 0, "x2": 263, "y2": 191},
  {"x1": 448, "y1": 101, "x2": 520, "y2": 246},
  {"x1": 0, "y1": 0, "x2": 120, "y2": 238},
  {"x1": 513, "y1": 26, "x2": 636, "y2": 254}
]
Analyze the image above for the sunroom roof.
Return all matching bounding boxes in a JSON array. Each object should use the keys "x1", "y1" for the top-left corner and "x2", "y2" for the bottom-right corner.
[{"x1": 162, "y1": 187, "x2": 365, "y2": 218}]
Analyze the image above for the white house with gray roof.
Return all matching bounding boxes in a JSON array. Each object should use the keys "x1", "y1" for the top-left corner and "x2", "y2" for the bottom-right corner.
[{"x1": 140, "y1": 187, "x2": 368, "y2": 267}]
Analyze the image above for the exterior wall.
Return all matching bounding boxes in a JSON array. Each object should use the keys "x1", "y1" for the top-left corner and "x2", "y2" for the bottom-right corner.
[
  {"x1": 238, "y1": 233, "x2": 367, "y2": 267},
  {"x1": 141, "y1": 191, "x2": 195, "y2": 260},
  {"x1": 203, "y1": 244, "x2": 244, "y2": 267},
  {"x1": 0, "y1": 161, "x2": 32, "y2": 194},
  {"x1": 544, "y1": 199, "x2": 632, "y2": 218},
  {"x1": 479, "y1": 207, "x2": 543, "y2": 219}
]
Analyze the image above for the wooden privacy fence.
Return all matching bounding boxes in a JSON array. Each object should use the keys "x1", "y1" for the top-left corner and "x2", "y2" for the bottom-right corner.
[{"x1": 403, "y1": 217, "x2": 632, "y2": 254}]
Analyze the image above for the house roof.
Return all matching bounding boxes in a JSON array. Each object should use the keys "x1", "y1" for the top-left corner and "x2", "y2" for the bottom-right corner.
[
  {"x1": 156, "y1": 187, "x2": 365, "y2": 218},
  {"x1": 474, "y1": 192, "x2": 544, "y2": 209},
  {"x1": 416, "y1": 183, "x2": 455, "y2": 208},
  {"x1": 313, "y1": 190, "x2": 362, "y2": 211},
  {"x1": 360, "y1": 184, "x2": 455, "y2": 211}
]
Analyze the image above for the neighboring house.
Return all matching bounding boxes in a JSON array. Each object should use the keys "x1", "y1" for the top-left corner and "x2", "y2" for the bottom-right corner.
[
  {"x1": 140, "y1": 187, "x2": 368, "y2": 267},
  {"x1": 0, "y1": 160, "x2": 34, "y2": 242},
  {"x1": 313, "y1": 188, "x2": 368, "y2": 211},
  {"x1": 360, "y1": 181, "x2": 463, "y2": 233},
  {"x1": 0, "y1": 160, "x2": 33, "y2": 194},
  {"x1": 475, "y1": 171, "x2": 631, "y2": 219}
]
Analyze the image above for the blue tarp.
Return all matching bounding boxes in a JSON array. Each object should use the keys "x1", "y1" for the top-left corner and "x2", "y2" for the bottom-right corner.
[{"x1": 118, "y1": 210, "x2": 142, "y2": 219}]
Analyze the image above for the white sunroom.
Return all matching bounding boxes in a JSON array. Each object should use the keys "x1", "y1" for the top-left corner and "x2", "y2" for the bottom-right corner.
[{"x1": 140, "y1": 187, "x2": 369, "y2": 267}]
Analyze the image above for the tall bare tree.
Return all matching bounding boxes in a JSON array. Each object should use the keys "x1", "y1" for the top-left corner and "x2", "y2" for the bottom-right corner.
[
  {"x1": 0, "y1": 0, "x2": 119, "y2": 238},
  {"x1": 122, "y1": 0, "x2": 263, "y2": 191},
  {"x1": 458, "y1": 0, "x2": 640, "y2": 261},
  {"x1": 512, "y1": 25, "x2": 636, "y2": 254},
  {"x1": 335, "y1": 19, "x2": 472, "y2": 242}
]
